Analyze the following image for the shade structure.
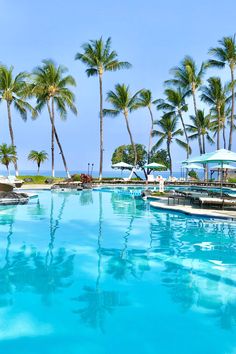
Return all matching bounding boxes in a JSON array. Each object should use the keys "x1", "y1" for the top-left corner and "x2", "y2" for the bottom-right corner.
[
  {"x1": 182, "y1": 163, "x2": 204, "y2": 170},
  {"x1": 184, "y1": 149, "x2": 236, "y2": 195},
  {"x1": 211, "y1": 163, "x2": 236, "y2": 170},
  {"x1": 186, "y1": 149, "x2": 236, "y2": 164},
  {"x1": 144, "y1": 162, "x2": 166, "y2": 169},
  {"x1": 111, "y1": 162, "x2": 133, "y2": 169}
]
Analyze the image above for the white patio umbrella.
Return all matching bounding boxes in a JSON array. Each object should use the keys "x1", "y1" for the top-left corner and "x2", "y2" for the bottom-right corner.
[
  {"x1": 182, "y1": 163, "x2": 204, "y2": 170},
  {"x1": 143, "y1": 162, "x2": 166, "y2": 169},
  {"x1": 111, "y1": 161, "x2": 134, "y2": 178},
  {"x1": 111, "y1": 162, "x2": 133, "y2": 169},
  {"x1": 184, "y1": 149, "x2": 236, "y2": 194}
]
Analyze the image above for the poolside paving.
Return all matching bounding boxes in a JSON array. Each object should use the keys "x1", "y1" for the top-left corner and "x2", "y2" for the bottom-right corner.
[{"x1": 148, "y1": 196, "x2": 236, "y2": 220}]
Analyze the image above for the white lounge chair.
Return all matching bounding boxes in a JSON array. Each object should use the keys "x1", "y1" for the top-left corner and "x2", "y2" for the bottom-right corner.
[{"x1": 147, "y1": 174, "x2": 155, "y2": 183}]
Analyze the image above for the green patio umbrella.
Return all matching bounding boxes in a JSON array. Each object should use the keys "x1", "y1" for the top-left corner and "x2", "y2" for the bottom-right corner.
[{"x1": 143, "y1": 162, "x2": 166, "y2": 169}]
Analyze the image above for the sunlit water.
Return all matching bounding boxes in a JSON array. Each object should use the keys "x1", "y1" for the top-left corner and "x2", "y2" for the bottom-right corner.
[{"x1": 0, "y1": 190, "x2": 236, "y2": 354}]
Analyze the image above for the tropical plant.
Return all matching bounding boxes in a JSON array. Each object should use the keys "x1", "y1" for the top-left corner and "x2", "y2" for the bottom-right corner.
[
  {"x1": 0, "y1": 144, "x2": 17, "y2": 175},
  {"x1": 200, "y1": 77, "x2": 231, "y2": 149},
  {"x1": 0, "y1": 66, "x2": 36, "y2": 175},
  {"x1": 134, "y1": 89, "x2": 157, "y2": 161},
  {"x1": 75, "y1": 37, "x2": 131, "y2": 180},
  {"x1": 104, "y1": 84, "x2": 141, "y2": 166},
  {"x1": 149, "y1": 149, "x2": 170, "y2": 169},
  {"x1": 28, "y1": 150, "x2": 48, "y2": 175},
  {"x1": 186, "y1": 110, "x2": 214, "y2": 154},
  {"x1": 152, "y1": 114, "x2": 189, "y2": 176},
  {"x1": 166, "y1": 56, "x2": 206, "y2": 153},
  {"x1": 31, "y1": 60, "x2": 77, "y2": 178},
  {"x1": 111, "y1": 144, "x2": 147, "y2": 168},
  {"x1": 155, "y1": 88, "x2": 190, "y2": 158},
  {"x1": 208, "y1": 35, "x2": 236, "y2": 150}
]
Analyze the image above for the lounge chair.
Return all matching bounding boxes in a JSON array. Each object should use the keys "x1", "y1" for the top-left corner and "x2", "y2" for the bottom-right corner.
[{"x1": 198, "y1": 197, "x2": 223, "y2": 208}]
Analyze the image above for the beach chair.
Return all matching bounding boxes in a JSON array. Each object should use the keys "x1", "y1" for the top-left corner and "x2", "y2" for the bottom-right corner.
[{"x1": 147, "y1": 174, "x2": 155, "y2": 183}]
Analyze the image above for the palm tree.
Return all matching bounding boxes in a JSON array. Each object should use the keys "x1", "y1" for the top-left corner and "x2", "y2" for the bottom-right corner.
[
  {"x1": 28, "y1": 150, "x2": 48, "y2": 175},
  {"x1": 0, "y1": 144, "x2": 17, "y2": 175},
  {"x1": 152, "y1": 114, "x2": 189, "y2": 176},
  {"x1": 186, "y1": 110, "x2": 214, "y2": 154},
  {"x1": 155, "y1": 88, "x2": 190, "y2": 158},
  {"x1": 208, "y1": 35, "x2": 236, "y2": 150},
  {"x1": 210, "y1": 104, "x2": 231, "y2": 149},
  {"x1": 103, "y1": 84, "x2": 141, "y2": 166},
  {"x1": 134, "y1": 89, "x2": 157, "y2": 161},
  {"x1": 0, "y1": 66, "x2": 36, "y2": 176},
  {"x1": 166, "y1": 56, "x2": 206, "y2": 154},
  {"x1": 75, "y1": 37, "x2": 131, "y2": 180},
  {"x1": 31, "y1": 60, "x2": 77, "y2": 178},
  {"x1": 200, "y1": 77, "x2": 231, "y2": 149}
]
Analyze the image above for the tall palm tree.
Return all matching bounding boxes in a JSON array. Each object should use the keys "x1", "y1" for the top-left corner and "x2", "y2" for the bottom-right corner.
[
  {"x1": 134, "y1": 89, "x2": 157, "y2": 161},
  {"x1": 186, "y1": 110, "x2": 214, "y2": 154},
  {"x1": 75, "y1": 37, "x2": 131, "y2": 180},
  {"x1": 31, "y1": 60, "x2": 77, "y2": 178},
  {"x1": 208, "y1": 35, "x2": 236, "y2": 150},
  {"x1": 0, "y1": 144, "x2": 17, "y2": 175},
  {"x1": 166, "y1": 56, "x2": 206, "y2": 154},
  {"x1": 152, "y1": 114, "x2": 189, "y2": 176},
  {"x1": 210, "y1": 103, "x2": 231, "y2": 149},
  {"x1": 200, "y1": 77, "x2": 231, "y2": 149},
  {"x1": 155, "y1": 88, "x2": 190, "y2": 158},
  {"x1": 103, "y1": 84, "x2": 141, "y2": 166},
  {"x1": 28, "y1": 150, "x2": 48, "y2": 175},
  {"x1": 0, "y1": 66, "x2": 36, "y2": 176}
]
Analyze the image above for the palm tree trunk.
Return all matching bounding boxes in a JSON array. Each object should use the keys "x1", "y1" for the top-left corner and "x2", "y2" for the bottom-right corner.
[
  {"x1": 99, "y1": 73, "x2": 103, "y2": 181},
  {"x1": 47, "y1": 100, "x2": 71, "y2": 178},
  {"x1": 192, "y1": 87, "x2": 203, "y2": 154},
  {"x1": 124, "y1": 111, "x2": 137, "y2": 166},
  {"x1": 37, "y1": 163, "x2": 40, "y2": 175},
  {"x1": 7, "y1": 101, "x2": 18, "y2": 176},
  {"x1": 48, "y1": 99, "x2": 55, "y2": 177},
  {"x1": 167, "y1": 140, "x2": 172, "y2": 177},
  {"x1": 148, "y1": 107, "x2": 154, "y2": 163},
  {"x1": 228, "y1": 67, "x2": 235, "y2": 150},
  {"x1": 179, "y1": 110, "x2": 190, "y2": 159},
  {"x1": 217, "y1": 107, "x2": 221, "y2": 150},
  {"x1": 223, "y1": 124, "x2": 227, "y2": 149},
  {"x1": 202, "y1": 134, "x2": 208, "y2": 181}
]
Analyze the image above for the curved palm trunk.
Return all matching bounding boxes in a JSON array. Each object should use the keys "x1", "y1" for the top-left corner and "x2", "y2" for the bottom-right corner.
[
  {"x1": 167, "y1": 140, "x2": 172, "y2": 177},
  {"x1": 7, "y1": 101, "x2": 18, "y2": 176},
  {"x1": 179, "y1": 110, "x2": 190, "y2": 159},
  {"x1": 124, "y1": 111, "x2": 137, "y2": 166},
  {"x1": 148, "y1": 106, "x2": 154, "y2": 163},
  {"x1": 37, "y1": 163, "x2": 40, "y2": 175},
  {"x1": 47, "y1": 99, "x2": 55, "y2": 177},
  {"x1": 202, "y1": 134, "x2": 208, "y2": 181},
  {"x1": 192, "y1": 87, "x2": 203, "y2": 154},
  {"x1": 228, "y1": 67, "x2": 235, "y2": 150},
  {"x1": 47, "y1": 100, "x2": 71, "y2": 179},
  {"x1": 99, "y1": 74, "x2": 103, "y2": 181}
]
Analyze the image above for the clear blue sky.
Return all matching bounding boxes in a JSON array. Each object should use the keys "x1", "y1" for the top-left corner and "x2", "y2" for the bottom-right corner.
[{"x1": 0, "y1": 0, "x2": 236, "y2": 173}]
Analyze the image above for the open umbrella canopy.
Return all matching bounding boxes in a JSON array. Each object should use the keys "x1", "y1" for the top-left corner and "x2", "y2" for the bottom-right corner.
[
  {"x1": 211, "y1": 163, "x2": 236, "y2": 170},
  {"x1": 186, "y1": 149, "x2": 236, "y2": 164},
  {"x1": 143, "y1": 162, "x2": 166, "y2": 169},
  {"x1": 111, "y1": 162, "x2": 133, "y2": 169},
  {"x1": 182, "y1": 163, "x2": 204, "y2": 170}
]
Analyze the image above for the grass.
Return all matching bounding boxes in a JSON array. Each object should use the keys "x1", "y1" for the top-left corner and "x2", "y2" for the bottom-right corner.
[{"x1": 18, "y1": 175, "x2": 64, "y2": 184}]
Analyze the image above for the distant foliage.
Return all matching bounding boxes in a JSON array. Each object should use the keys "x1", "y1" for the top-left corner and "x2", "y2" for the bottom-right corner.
[
  {"x1": 112, "y1": 144, "x2": 147, "y2": 168},
  {"x1": 188, "y1": 169, "x2": 199, "y2": 180},
  {"x1": 149, "y1": 149, "x2": 170, "y2": 169},
  {"x1": 71, "y1": 174, "x2": 81, "y2": 181}
]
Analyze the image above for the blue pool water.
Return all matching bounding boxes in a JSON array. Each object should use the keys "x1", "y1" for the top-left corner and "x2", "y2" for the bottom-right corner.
[{"x1": 0, "y1": 190, "x2": 236, "y2": 354}]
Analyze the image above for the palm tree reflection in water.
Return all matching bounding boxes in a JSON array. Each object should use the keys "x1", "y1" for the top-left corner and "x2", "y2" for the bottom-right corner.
[{"x1": 72, "y1": 192, "x2": 129, "y2": 332}]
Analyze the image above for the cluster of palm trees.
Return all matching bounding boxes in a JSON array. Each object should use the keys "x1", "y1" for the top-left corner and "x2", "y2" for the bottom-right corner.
[
  {"x1": 0, "y1": 35, "x2": 236, "y2": 178},
  {"x1": 78, "y1": 35, "x2": 236, "y2": 178}
]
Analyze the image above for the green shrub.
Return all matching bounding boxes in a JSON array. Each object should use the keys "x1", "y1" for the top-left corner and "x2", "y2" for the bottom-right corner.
[
  {"x1": 71, "y1": 174, "x2": 81, "y2": 181},
  {"x1": 188, "y1": 169, "x2": 199, "y2": 180},
  {"x1": 228, "y1": 177, "x2": 236, "y2": 183},
  {"x1": 18, "y1": 175, "x2": 64, "y2": 184}
]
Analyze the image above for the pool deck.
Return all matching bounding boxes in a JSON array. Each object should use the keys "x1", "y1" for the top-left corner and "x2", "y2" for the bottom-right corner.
[
  {"x1": 148, "y1": 196, "x2": 236, "y2": 220},
  {"x1": 20, "y1": 184, "x2": 52, "y2": 190}
]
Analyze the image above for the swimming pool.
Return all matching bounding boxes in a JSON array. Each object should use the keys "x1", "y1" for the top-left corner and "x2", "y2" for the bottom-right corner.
[{"x1": 0, "y1": 190, "x2": 235, "y2": 354}]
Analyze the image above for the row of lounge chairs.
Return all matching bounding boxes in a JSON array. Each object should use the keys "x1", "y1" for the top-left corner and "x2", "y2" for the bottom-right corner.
[{"x1": 167, "y1": 189, "x2": 236, "y2": 210}]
